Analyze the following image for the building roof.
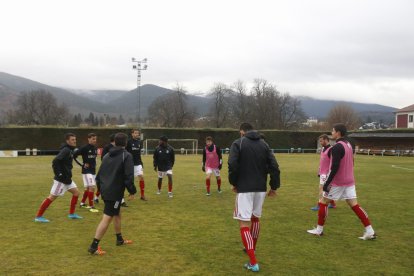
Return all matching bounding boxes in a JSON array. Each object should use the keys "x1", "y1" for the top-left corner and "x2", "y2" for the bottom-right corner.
[
  {"x1": 349, "y1": 133, "x2": 414, "y2": 138},
  {"x1": 395, "y1": 104, "x2": 414, "y2": 113}
]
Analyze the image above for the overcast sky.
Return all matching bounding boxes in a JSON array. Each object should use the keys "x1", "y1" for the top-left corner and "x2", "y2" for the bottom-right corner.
[{"x1": 1, "y1": 0, "x2": 413, "y2": 108}]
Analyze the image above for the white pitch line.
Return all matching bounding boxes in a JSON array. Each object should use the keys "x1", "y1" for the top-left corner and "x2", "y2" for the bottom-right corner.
[{"x1": 391, "y1": 165, "x2": 414, "y2": 171}]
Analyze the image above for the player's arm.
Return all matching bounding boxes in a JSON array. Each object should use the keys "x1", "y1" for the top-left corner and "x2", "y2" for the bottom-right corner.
[
  {"x1": 52, "y1": 148, "x2": 71, "y2": 183},
  {"x1": 202, "y1": 148, "x2": 206, "y2": 171},
  {"x1": 216, "y1": 146, "x2": 223, "y2": 169},
  {"x1": 123, "y1": 153, "x2": 137, "y2": 195},
  {"x1": 324, "y1": 143, "x2": 345, "y2": 191},
  {"x1": 267, "y1": 146, "x2": 280, "y2": 191},
  {"x1": 228, "y1": 141, "x2": 240, "y2": 186},
  {"x1": 125, "y1": 140, "x2": 132, "y2": 153},
  {"x1": 153, "y1": 148, "x2": 158, "y2": 170},
  {"x1": 171, "y1": 147, "x2": 175, "y2": 167},
  {"x1": 73, "y1": 146, "x2": 84, "y2": 167}
]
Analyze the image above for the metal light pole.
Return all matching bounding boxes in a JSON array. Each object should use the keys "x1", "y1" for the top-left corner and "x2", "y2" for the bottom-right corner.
[{"x1": 132, "y1": 57, "x2": 148, "y2": 128}]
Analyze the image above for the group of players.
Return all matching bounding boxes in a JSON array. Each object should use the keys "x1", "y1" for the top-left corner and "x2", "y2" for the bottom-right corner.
[{"x1": 33, "y1": 122, "x2": 376, "y2": 272}]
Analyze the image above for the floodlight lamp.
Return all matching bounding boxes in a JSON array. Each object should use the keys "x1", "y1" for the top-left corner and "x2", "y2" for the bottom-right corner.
[
  {"x1": 132, "y1": 57, "x2": 136, "y2": 62},
  {"x1": 143, "y1": 65, "x2": 148, "y2": 69},
  {"x1": 133, "y1": 65, "x2": 137, "y2": 69},
  {"x1": 143, "y1": 58, "x2": 147, "y2": 62}
]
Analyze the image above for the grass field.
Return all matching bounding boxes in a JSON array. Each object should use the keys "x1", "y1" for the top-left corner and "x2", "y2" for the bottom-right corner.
[{"x1": 0, "y1": 153, "x2": 413, "y2": 275}]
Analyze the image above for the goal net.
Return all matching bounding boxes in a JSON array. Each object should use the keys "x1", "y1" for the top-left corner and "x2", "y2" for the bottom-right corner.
[{"x1": 143, "y1": 139, "x2": 199, "y2": 155}]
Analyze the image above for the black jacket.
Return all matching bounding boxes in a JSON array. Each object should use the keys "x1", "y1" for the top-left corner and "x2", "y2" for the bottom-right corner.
[
  {"x1": 101, "y1": 143, "x2": 114, "y2": 160},
  {"x1": 73, "y1": 144, "x2": 97, "y2": 174},
  {"x1": 228, "y1": 131, "x2": 280, "y2": 192},
  {"x1": 153, "y1": 144, "x2": 175, "y2": 171},
  {"x1": 96, "y1": 147, "x2": 137, "y2": 201},
  {"x1": 126, "y1": 138, "x2": 143, "y2": 166},
  {"x1": 52, "y1": 143, "x2": 75, "y2": 184}
]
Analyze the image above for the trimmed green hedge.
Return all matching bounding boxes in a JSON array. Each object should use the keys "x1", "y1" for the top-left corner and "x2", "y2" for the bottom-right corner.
[{"x1": 0, "y1": 127, "x2": 325, "y2": 150}]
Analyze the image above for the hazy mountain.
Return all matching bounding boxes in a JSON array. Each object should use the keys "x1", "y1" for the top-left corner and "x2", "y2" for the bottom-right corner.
[
  {"x1": 0, "y1": 71, "x2": 397, "y2": 124},
  {"x1": 298, "y1": 96, "x2": 396, "y2": 123}
]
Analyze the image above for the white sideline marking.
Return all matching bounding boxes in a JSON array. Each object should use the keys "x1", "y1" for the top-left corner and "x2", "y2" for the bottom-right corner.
[{"x1": 391, "y1": 165, "x2": 414, "y2": 171}]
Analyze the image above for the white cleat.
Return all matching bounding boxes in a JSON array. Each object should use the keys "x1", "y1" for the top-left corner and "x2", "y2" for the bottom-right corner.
[
  {"x1": 168, "y1": 192, "x2": 173, "y2": 198},
  {"x1": 307, "y1": 227, "x2": 323, "y2": 236},
  {"x1": 156, "y1": 190, "x2": 161, "y2": 195},
  {"x1": 359, "y1": 231, "x2": 377, "y2": 240}
]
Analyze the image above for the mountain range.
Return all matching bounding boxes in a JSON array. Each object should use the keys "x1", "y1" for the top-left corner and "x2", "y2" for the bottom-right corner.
[{"x1": 0, "y1": 71, "x2": 397, "y2": 123}]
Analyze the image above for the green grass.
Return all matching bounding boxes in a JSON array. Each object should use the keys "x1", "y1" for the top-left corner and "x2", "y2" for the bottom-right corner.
[{"x1": 0, "y1": 154, "x2": 413, "y2": 275}]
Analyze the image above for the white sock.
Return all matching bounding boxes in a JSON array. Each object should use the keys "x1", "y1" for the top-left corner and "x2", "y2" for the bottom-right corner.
[
  {"x1": 365, "y1": 225, "x2": 374, "y2": 233},
  {"x1": 317, "y1": 225, "x2": 324, "y2": 232}
]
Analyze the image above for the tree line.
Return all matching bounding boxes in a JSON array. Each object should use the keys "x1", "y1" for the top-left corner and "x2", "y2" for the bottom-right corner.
[{"x1": 1, "y1": 82, "x2": 363, "y2": 130}]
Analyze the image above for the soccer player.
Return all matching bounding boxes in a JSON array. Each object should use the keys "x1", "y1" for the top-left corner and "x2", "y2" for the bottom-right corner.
[
  {"x1": 95, "y1": 134, "x2": 116, "y2": 204},
  {"x1": 307, "y1": 123, "x2": 376, "y2": 240},
  {"x1": 202, "y1": 136, "x2": 223, "y2": 196},
  {"x1": 228, "y1": 123, "x2": 280, "y2": 272},
  {"x1": 126, "y1": 129, "x2": 147, "y2": 201},
  {"x1": 88, "y1": 133, "x2": 137, "y2": 255},
  {"x1": 34, "y1": 133, "x2": 83, "y2": 222},
  {"x1": 311, "y1": 134, "x2": 336, "y2": 211},
  {"x1": 153, "y1": 136, "x2": 175, "y2": 198},
  {"x1": 74, "y1": 133, "x2": 99, "y2": 212}
]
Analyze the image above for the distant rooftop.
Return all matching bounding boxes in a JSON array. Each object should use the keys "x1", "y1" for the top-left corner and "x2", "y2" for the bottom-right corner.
[{"x1": 395, "y1": 104, "x2": 414, "y2": 113}]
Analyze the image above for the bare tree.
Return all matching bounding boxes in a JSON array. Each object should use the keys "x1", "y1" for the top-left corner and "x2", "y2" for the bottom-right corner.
[
  {"x1": 230, "y1": 80, "x2": 252, "y2": 125},
  {"x1": 327, "y1": 103, "x2": 361, "y2": 130},
  {"x1": 147, "y1": 84, "x2": 195, "y2": 127},
  {"x1": 209, "y1": 82, "x2": 232, "y2": 128},
  {"x1": 8, "y1": 90, "x2": 70, "y2": 125}
]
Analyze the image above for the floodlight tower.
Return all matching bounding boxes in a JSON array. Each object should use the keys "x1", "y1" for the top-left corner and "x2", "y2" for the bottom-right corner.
[{"x1": 131, "y1": 57, "x2": 148, "y2": 128}]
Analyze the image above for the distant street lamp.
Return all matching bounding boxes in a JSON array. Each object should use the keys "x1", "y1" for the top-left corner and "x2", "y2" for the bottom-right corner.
[{"x1": 131, "y1": 57, "x2": 148, "y2": 128}]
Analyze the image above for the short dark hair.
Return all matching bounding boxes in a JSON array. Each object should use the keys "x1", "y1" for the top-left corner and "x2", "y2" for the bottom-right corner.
[
  {"x1": 333, "y1": 123, "x2": 347, "y2": 137},
  {"x1": 319, "y1": 134, "x2": 329, "y2": 140},
  {"x1": 64, "y1": 133, "x2": 76, "y2": 141},
  {"x1": 206, "y1": 136, "x2": 213, "y2": 142},
  {"x1": 109, "y1": 134, "x2": 116, "y2": 142},
  {"x1": 87, "y1": 133, "x2": 97, "y2": 138},
  {"x1": 131, "y1": 129, "x2": 140, "y2": 133},
  {"x1": 239, "y1": 122, "x2": 254, "y2": 132},
  {"x1": 114, "y1": 133, "x2": 128, "y2": 147},
  {"x1": 159, "y1": 135, "x2": 168, "y2": 142}
]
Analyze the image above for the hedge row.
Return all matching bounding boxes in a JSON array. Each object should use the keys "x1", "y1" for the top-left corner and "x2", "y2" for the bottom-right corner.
[{"x1": 0, "y1": 127, "x2": 325, "y2": 150}]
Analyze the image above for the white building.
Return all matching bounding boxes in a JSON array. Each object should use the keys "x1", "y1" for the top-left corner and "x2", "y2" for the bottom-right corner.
[{"x1": 394, "y1": 104, "x2": 414, "y2": 128}]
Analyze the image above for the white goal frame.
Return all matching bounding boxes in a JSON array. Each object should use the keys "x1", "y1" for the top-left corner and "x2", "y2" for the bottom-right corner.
[{"x1": 144, "y1": 139, "x2": 198, "y2": 155}]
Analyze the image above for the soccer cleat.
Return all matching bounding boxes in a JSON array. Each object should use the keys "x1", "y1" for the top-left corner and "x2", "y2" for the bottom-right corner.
[
  {"x1": 34, "y1": 216, "x2": 50, "y2": 223},
  {"x1": 218, "y1": 189, "x2": 222, "y2": 193},
  {"x1": 121, "y1": 202, "x2": 129, "y2": 207},
  {"x1": 116, "y1": 239, "x2": 133, "y2": 246},
  {"x1": 89, "y1": 207, "x2": 99, "y2": 213},
  {"x1": 307, "y1": 227, "x2": 323, "y2": 236},
  {"x1": 206, "y1": 193, "x2": 211, "y2": 196},
  {"x1": 359, "y1": 231, "x2": 377, "y2": 240},
  {"x1": 80, "y1": 203, "x2": 87, "y2": 208},
  {"x1": 88, "y1": 246, "x2": 106, "y2": 255},
  {"x1": 244, "y1": 263, "x2": 260, "y2": 272},
  {"x1": 168, "y1": 192, "x2": 173, "y2": 198},
  {"x1": 156, "y1": 190, "x2": 161, "y2": 195},
  {"x1": 140, "y1": 196, "x2": 148, "y2": 201},
  {"x1": 94, "y1": 198, "x2": 99, "y2": 204},
  {"x1": 68, "y1": 213, "x2": 83, "y2": 219},
  {"x1": 310, "y1": 206, "x2": 319, "y2": 211}
]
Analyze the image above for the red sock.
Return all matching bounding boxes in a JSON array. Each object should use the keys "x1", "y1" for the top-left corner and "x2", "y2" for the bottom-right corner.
[
  {"x1": 240, "y1": 227, "x2": 257, "y2": 265},
  {"x1": 250, "y1": 217, "x2": 260, "y2": 250},
  {"x1": 330, "y1": 200, "x2": 336, "y2": 207},
  {"x1": 168, "y1": 181, "x2": 172, "y2": 192},
  {"x1": 69, "y1": 196, "x2": 78, "y2": 214},
  {"x1": 206, "y1": 178, "x2": 211, "y2": 193},
  {"x1": 96, "y1": 190, "x2": 100, "y2": 197},
  {"x1": 352, "y1": 204, "x2": 371, "y2": 227},
  {"x1": 36, "y1": 198, "x2": 52, "y2": 217},
  {"x1": 318, "y1": 202, "x2": 328, "y2": 226},
  {"x1": 88, "y1": 191, "x2": 94, "y2": 207},
  {"x1": 81, "y1": 190, "x2": 88, "y2": 204},
  {"x1": 217, "y1": 178, "x2": 221, "y2": 190},
  {"x1": 140, "y1": 180, "x2": 145, "y2": 197}
]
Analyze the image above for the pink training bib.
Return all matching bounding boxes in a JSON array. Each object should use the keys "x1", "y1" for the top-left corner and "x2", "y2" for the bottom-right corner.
[
  {"x1": 205, "y1": 145, "x2": 219, "y2": 169},
  {"x1": 330, "y1": 141, "x2": 355, "y2": 187}
]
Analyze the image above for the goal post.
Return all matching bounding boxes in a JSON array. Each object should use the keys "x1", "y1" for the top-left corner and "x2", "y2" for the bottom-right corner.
[{"x1": 144, "y1": 139, "x2": 198, "y2": 155}]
